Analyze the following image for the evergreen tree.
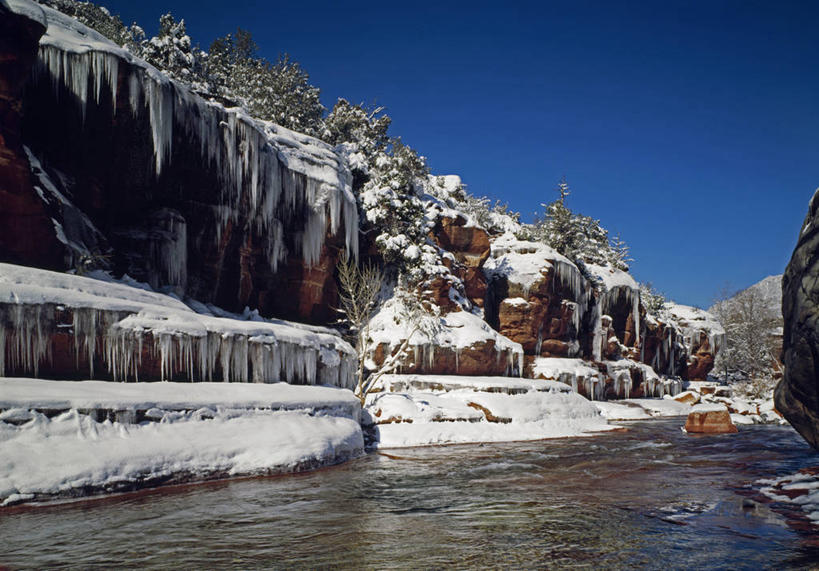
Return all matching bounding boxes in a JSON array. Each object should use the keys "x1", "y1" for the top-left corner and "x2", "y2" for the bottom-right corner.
[
  {"x1": 141, "y1": 13, "x2": 206, "y2": 88},
  {"x1": 205, "y1": 30, "x2": 324, "y2": 136}
]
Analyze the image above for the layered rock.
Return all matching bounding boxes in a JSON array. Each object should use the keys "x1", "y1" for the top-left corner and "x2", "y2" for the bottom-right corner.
[
  {"x1": 367, "y1": 298, "x2": 523, "y2": 377},
  {"x1": 777, "y1": 189, "x2": 819, "y2": 449}
]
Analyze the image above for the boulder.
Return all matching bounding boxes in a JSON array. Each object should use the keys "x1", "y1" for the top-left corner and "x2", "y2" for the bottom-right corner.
[
  {"x1": 777, "y1": 188, "x2": 819, "y2": 449},
  {"x1": 684, "y1": 404, "x2": 738, "y2": 434}
]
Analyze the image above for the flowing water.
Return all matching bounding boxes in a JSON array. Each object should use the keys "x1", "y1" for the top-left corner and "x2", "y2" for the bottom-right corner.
[{"x1": 2, "y1": 420, "x2": 819, "y2": 569}]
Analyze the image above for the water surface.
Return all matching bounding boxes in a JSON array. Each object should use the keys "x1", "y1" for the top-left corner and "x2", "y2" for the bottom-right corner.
[{"x1": 2, "y1": 420, "x2": 818, "y2": 568}]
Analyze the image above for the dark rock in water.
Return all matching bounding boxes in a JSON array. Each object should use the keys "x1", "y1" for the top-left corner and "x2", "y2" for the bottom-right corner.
[{"x1": 777, "y1": 188, "x2": 819, "y2": 450}]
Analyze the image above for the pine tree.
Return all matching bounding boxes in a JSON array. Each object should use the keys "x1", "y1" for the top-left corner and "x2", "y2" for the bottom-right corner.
[{"x1": 141, "y1": 13, "x2": 203, "y2": 86}]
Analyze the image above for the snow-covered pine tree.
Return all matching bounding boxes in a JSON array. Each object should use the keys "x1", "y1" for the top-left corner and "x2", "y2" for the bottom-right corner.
[
  {"x1": 360, "y1": 139, "x2": 435, "y2": 271},
  {"x1": 141, "y1": 13, "x2": 206, "y2": 88},
  {"x1": 608, "y1": 233, "x2": 632, "y2": 271},
  {"x1": 639, "y1": 282, "x2": 666, "y2": 315},
  {"x1": 538, "y1": 178, "x2": 575, "y2": 254},
  {"x1": 205, "y1": 30, "x2": 324, "y2": 136}
]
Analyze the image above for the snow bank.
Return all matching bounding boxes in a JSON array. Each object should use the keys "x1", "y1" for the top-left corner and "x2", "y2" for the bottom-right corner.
[
  {"x1": 0, "y1": 408, "x2": 363, "y2": 506},
  {"x1": 365, "y1": 374, "x2": 612, "y2": 448},
  {"x1": 624, "y1": 397, "x2": 692, "y2": 417},
  {"x1": 0, "y1": 378, "x2": 360, "y2": 419},
  {"x1": 593, "y1": 401, "x2": 653, "y2": 421},
  {"x1": 30, "y1": 0, "x2": 357, "y2": 270},
  {"x1": 0, "y1": 0, "x2": 46, "y2": 26},
  {"x1": 0, "y1": 264, "x2": 356, "y2": 387}
]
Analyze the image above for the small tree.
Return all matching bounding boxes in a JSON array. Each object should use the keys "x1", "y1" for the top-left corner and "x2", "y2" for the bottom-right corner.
[
  {"x1": 336, "y1": 254, "x2": 440, "y2": 403},
  {"x1": 712, "y1": 285, "x2": 781, "y2": 386},
  {"x1": 639, "y1": 282, "x2": 666, "y2": 315},
  {"x1": 336, "y1": 251, "x2": 383, "y2": 399}
]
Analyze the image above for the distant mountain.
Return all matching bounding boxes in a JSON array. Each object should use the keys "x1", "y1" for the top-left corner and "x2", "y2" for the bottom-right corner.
[{"x1": 709, "y1": 275, "x2": 782, "y2": 319}]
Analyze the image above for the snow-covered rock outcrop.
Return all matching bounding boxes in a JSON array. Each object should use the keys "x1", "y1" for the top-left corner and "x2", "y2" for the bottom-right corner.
[{"x1": 0, "y1": 263, "x2": 356, "y2": 387}]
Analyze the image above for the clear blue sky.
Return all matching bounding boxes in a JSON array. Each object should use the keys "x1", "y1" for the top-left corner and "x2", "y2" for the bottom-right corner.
[{"x1": 100, "y1": 0, "x2": 819, "y2": 308}]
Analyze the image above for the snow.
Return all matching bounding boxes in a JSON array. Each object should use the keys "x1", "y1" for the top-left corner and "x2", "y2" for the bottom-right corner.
[
  {"x1": 0, "y1": 0, "x2": 46, "y2": 27},
  {"x1": 484, "y1": 234, "x2": 581, "y2": 297},
  {"x1": 0, "y1": 378, "x2": 363, "y2": 505},
  {"x1": 0, "y1": 408, "x2": 362, "y2": 506},
  {"x1": 624, "y1": 397, "x2": 692, "y2": 417},
  {"x1": 593, "y1": 401, "x2": 653, "y2": 420},
  {"x1": 30, "y1": 0, "x2": 358, "y2": 270},
  {"x1": 0, "y1": 378, "x2": 360, "y2": 418},
  {"x1": 663, "y1": 302, "x2": 725, "y2": 355},
  {"x1": 0, "y1": 264, "x2": 355, "y2": 387},
  {"x1": 690, "y1": 402, "x2": 728, "y2": 413},
  {"x1": 366, "y1": 374, "x2": 613, "y2": 448},
  {"x1": 758, "y1": 471, "x2": 819, "y2": 525}
]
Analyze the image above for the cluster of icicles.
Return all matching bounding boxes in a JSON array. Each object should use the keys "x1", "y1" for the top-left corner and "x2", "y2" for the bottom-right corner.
[
  {"x1": 0, "y1": 304, "x2": 356, "y2": 389},
  {"x1": 34, "y1": 45, "x2": 358, "y2": 272}
]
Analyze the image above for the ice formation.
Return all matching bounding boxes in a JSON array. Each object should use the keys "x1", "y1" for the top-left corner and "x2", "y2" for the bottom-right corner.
[
  {"x1": 0, "y1": 264, "x2": 356, "y2": 388},
  {"x1": 31, "y1": 3, "x2": 358, "y2": 272}
]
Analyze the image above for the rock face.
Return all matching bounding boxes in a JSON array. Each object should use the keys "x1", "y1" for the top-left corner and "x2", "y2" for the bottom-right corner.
[
  {"x1": 777, "y1": 189, "x2": 819, "y2": 449},
  {"x1": 0, "y1": 3, "x2": 64, "y2": 269},
  {"x1": 1, "y1": 3, "x2": 358, "y2": 325}
]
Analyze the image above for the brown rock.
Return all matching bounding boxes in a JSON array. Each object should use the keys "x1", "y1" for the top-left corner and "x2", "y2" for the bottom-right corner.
[
  {"x1": 466, "y1": 402, "x2": 512, "y2": 423},
  {"x1": 433, "y1": 216, "x2": 491, "y2": 268},
  {"x1": 684, "y1": 408, "x2": 738, "y2": 434},
  {"x1": 674, "y1": 391, "x2": 700, "y2": 405}
]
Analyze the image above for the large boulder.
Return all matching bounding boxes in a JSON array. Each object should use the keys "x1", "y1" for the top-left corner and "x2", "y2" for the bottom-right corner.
[
  {"x1": 777, "y1": 189, "x2": 819, "y2": 449},
  {"x1": 684, "y1": 404, "x2": 738, "y2": 434}
]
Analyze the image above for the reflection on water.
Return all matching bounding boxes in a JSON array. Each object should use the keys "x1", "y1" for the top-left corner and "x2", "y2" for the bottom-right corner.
[{"x1": 2, "y1": 420, "x2": 818, "y2": 568}]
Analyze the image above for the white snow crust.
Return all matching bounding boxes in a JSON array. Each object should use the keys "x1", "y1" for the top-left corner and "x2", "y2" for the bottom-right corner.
[{"x1": 0, "y1": 378, "x2": 360, "y2": 417}]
